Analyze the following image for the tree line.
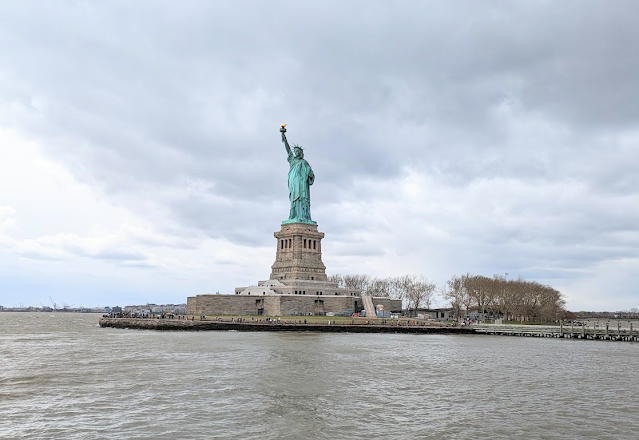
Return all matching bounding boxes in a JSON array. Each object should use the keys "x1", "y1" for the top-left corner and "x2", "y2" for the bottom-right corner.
[
  {"x1": 442, "y1": 274, "x2": 565, "y2": 322},
  {"x1": 328, "y1": 274, "x2": 437, "y2": 314},
  {"x1": 328, "y1": 273, "x2": 566, "y2": 322}
]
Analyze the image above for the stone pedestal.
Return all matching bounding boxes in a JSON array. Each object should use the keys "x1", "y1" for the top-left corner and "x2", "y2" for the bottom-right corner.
[
  {"x1": 270, "y1": 222, "x2": 327, "y2": 281},
  {"x1": 216, "y1": 220, "x2": 403, "y2": 317}
]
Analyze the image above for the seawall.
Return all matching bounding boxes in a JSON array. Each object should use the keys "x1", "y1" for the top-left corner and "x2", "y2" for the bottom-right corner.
[{"x1": 99, "y1": 317, "x2": 476, "y2": 334}]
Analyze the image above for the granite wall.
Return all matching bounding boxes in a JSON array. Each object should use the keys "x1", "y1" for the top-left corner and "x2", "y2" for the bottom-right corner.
[{"x1": 187, "y1": 293, "x2": 403, "y2": 317}]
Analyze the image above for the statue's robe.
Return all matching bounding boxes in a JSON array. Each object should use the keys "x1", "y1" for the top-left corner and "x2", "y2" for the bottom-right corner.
[{"x1": 287, "y1": 153, "x2": 314, "y2": 221}]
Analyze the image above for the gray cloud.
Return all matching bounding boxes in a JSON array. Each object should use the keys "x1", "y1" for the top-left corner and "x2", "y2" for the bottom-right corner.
[{"x1": 1, "y1": 0, "x2": 639, "y2": 309}]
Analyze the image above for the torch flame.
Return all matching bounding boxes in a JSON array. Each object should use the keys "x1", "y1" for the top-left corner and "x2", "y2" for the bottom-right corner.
[{"x1": 281, "y1": 123, "x2": 287, "y2": 128}]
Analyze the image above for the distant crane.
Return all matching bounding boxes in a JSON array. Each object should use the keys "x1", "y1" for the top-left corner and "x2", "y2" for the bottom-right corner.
[{"x1": 49, "y1": 296, "x2": 57, "y2": 312}]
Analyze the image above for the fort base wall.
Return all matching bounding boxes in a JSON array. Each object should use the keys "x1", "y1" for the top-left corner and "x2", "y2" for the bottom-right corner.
[{"x1": 187, "y1": 294, "x2": 402, "y2": 317}]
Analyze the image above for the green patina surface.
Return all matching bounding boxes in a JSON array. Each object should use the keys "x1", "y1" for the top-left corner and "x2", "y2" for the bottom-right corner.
[{"x1": 280, "y1": 126, "x2": 316, "y2": 225}]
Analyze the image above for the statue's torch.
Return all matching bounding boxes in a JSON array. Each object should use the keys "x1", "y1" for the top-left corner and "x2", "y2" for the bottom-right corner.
[{"x1": 280, "y1": 123, "x2": 287, "y2": 142}]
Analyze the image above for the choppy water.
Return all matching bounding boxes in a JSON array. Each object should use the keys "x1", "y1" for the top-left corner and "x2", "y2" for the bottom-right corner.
[{"x1": 0, "y1": 312, "x2": 637, "y2": 440}]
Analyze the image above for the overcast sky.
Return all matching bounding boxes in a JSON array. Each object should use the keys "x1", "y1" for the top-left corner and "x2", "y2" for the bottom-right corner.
[{"x1": 1, "y1": 1, "x2": 638, "y2": 311}]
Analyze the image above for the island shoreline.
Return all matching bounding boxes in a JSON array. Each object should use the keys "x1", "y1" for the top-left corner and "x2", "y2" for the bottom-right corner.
[{"x1": 99, "y1": 317, "x2": 476, "y2": 334}]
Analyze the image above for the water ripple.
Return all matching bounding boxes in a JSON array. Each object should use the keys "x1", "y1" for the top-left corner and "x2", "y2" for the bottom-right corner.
[{"x1": 0, "y1": 313, "x2": 637, "y2": 439}]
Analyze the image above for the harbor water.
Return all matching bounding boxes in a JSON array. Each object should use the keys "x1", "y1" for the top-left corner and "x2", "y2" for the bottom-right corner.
[{"x1": 1, "y1": 312, "x2": 637, "y2": 439}]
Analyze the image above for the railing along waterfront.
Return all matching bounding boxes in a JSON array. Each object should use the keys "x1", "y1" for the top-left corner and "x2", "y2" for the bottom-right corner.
[
  {"x1": 473, "y1": 322, "x2": 638, "y2": 342},
  {"x1": 99, "y1": 316, "x2": 476, "y2": 334}
]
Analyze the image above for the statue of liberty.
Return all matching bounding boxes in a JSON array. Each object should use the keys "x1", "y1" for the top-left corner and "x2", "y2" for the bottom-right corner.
[{"x1": 280, "y1": 125, "x2": 316, "y2": 225}]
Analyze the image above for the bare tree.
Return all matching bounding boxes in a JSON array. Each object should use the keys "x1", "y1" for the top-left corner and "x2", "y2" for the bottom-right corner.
[
  {"x1": 494, "y1": 276, "x2": 517, "y2": 321},
  {"x1": 368, "y1": 277, "x2": 393, "y2": 297},
  {"x1": 442, "y1": 274, "x2": 469, "y2": 322},
  {"x1": 465, "y1": 275, "x2": 494, "y2": 322},
  {"x1": 328, "y1": 274, "x2": 372, "y2": 292},
  {"x1": 342, "y1": 274, "x2": 372, "y2": 294},
  {"x1": 327, "y1": 274, "x2": 344, "y2": 288},
  {"x1": 415, "y1": 275, "x2": 437, "y2": 310},
  {"x1": 397, "y1": 274, "x2": 437, "y2": 314}
]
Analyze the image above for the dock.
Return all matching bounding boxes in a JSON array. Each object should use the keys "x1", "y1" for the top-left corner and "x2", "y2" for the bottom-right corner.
[{"x1": 474, "y1": 322, "x2": 638, "y2": 342}]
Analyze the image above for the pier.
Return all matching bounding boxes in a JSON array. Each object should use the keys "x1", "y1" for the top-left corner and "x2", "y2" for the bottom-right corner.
[{"x1": 474, "y1": 322, "x2": 638, "y2": 342}]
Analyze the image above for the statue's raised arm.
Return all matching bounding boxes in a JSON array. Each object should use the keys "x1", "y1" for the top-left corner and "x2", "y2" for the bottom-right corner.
[{"x1": 280, "y1": 124, "x2": 292, "y2": 157}]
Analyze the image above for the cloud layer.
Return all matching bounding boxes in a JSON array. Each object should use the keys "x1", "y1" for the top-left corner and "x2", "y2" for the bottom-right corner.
[{"x1": 1, "y1": 1, "x2": 638, "y2": 310}]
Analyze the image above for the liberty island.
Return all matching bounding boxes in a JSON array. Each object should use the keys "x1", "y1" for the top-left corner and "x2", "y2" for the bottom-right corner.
[{"x1": 99, "y1": 127, "x2": 638, "y2": 342}]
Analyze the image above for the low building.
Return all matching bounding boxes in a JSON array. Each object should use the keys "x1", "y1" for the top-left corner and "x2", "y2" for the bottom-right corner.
[{"x1": 406, "y1": 308, "x2": 454, "y2": 321}]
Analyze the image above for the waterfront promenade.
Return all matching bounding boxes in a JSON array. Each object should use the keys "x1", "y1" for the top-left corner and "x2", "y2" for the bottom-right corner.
[
  {"x1": 99, "y1": 317, "x2": 475, "y2": 334},
  {"x1": 99, "y1": 317, "x2": 638, "y2": 341}
]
